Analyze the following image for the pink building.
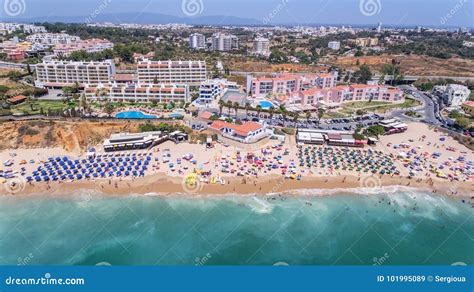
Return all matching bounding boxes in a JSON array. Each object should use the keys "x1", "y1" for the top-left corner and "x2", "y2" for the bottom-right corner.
[
  {"x1": 53, "y1": 38, "x2": 114, "y2": 57},
  {"x1": 247, "y1": 72, "x2": 337, "y2": 98},
  {"x1": 297, "y1": 84, "x2": 404, "y2": 107}
]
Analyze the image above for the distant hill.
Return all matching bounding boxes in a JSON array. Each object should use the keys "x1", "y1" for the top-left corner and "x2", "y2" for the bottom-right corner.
[{"x1": 5, "y1": 12, "x2": 261, "y2": 26}]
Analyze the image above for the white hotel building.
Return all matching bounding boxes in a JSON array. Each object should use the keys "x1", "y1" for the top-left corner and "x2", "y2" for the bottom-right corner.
[
  {"x1": 189, "y1": 33, "x2": 206, "y2": 50},
  {"x1": 137, "y1": 60, "x2": 207, "y2": 86},
  {"x1": 84, "y1": 83, "x2": 189, "y2": 104},
  {"x1": 35, "y1": 60, "x2": 116, "y2": 88},
  {"x1": 26, "y1": 33, "x2": 81, "y2": 45}
]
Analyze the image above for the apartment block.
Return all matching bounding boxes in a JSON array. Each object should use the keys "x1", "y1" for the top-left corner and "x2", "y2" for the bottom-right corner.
[
  {"x1": 328, "y1": 41, "x2": 341, "y2": 50},
  {"x1": 295, "y1": 84, "x2": 404, "y2": 107},
  {"x1": 196, "y1": 79, "x2": 239, "y2": 105},
  {"x1": 252, "y1": 37, "x2": 271, "y2": 56},
  {"x1": 211, "y1": 33, "x2": 239, "y2": 51},
  {"x1": 136, "y1": 60, "x2": 207, "y2": 86},
  {"x1": 84, "y1": 83, "x2": 189, "y2": 104},
  {"x1": 26, "y1": 33, "x2": 81, "y2": 45},
  {"x1": 443, "y1": 84, "x2": 471, "y2": 108},
  {"x1": 53, "y1": 38, "x2": 114, "y2": 57},
  {"x1": 0, "y1": 23, "x2": 46, "y2": 35},
  {"x1": 189, "y1": 33, "x2": 206, "y2": 50},
  {"x1": 247, "y1": 73, "x2": 338, "y2": 98},
  {"x1": 35, "y1": 60, "x2": 116, "y2": 88}
]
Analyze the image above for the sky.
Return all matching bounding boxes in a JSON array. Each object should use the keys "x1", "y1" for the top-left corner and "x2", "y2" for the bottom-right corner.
[{"x1": 1, "y1": 0, "x2": 473, "y2": 27}]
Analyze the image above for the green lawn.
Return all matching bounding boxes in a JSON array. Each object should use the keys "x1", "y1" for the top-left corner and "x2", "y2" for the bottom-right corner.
[
  {"x1": 339, "y1": 98, "x2": 421, "y2": 115},
  {"x1": 11, "y1": 100, "x2": 76, "y2": 115}
]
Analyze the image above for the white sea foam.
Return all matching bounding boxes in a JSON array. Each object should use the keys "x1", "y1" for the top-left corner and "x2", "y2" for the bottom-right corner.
[{"x1": 248, "y1": 197, "x2": 274, "y2": 214}]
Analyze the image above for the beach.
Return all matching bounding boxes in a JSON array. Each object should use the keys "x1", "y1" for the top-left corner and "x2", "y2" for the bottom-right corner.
[{"x1": 0, "y1": 122, "x2": 472, "y2": 198}]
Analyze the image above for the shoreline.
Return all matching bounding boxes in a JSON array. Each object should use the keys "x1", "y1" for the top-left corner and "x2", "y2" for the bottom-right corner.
[{"x1": 3, "y1": 173, "x2": 473, "y2": 199}]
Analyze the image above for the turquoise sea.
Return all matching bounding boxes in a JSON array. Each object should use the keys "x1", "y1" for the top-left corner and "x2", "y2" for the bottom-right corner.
[{"x1": 0, "y1": 190, "x2": 472, "y2": 266}]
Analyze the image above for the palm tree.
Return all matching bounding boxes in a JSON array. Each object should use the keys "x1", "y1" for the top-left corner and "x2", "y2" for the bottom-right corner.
[
  {"x1": 292, "y1": 112, "x2": 300, "y2": 127},
  {"x1": 269, "y1": 106, "x2": 275, "y2": 121},
  {"x1": 245, "y1": 102, "x2": 251, "y2": 119},
  {"x1": 95, "y1": 87, "x2": 109, "y2": 102},
  {"x1": 226, "y1": 100, "x2": 233, "y2": 116},
  {"x1": 79, "y1": 93, "x2": 89, "y2": 115},
  {"x1": 305, "y1": 111, "x2": 311, "y2": 125},
  {"x1": 233, "y1": 102, "x2": 240, "y2": 119},
  {"x1": 317, "y1": 107, "x2": 325, "y2": 127},
  {"x1": 218, "y1": 99, "x2": 225, "y2": 116},
  {"x1": 256, "y1": 105, "x2": 262, "y2": 119}
]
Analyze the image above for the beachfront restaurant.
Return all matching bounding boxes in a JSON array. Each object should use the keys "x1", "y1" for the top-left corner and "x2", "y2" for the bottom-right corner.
[
  {"x1": 327, "y1": 133, "x2": 363, "y2": 147},
  {"x1": 296, "y1": 128, "x2": 364, "y2": 147},
  {"x1": 103, "y1": 131, "x2": 165, "y2": 152},
  {"x1": 296, "y1": 131, "x2": 325, "y2": 145}
]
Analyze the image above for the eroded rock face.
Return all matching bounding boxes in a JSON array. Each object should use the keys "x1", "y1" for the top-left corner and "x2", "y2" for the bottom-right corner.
[{"x1": 0, "y1": 120, "x2": 144, "y2": 153}]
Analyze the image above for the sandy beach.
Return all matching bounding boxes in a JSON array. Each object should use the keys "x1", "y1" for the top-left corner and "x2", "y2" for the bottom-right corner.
[{"x1": 1, "y1": 122, "x2": 473, "y2": 198}]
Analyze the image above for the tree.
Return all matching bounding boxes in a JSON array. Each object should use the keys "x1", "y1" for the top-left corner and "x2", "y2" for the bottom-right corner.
[
  {"x1": 245, "y1": 102, "x2": 251, "y2": 119},
  {"x1": 317, "y1": 107, "x2": 325, "y2": 126},
  {"x1": 269, "y1": 49, "x2": 288, "y2": 64},
  {"x1": 218, "y1": 100, "x2": 225, "y2": 116},
  {"x1": 455, "y1": 117, "x2": 470, "y2": 129},
  {"x1": 366, "y1": 125, "x2": 385, "y2": 137},
  {"x1": 378, "y1": 74, "x2": 386, "y2": 85},
  {"x1": 382, "y1": 63, "x2": 401, "y2": 86},
  {"x1": 354, "y1": 65, "x2": 373, "y2": 84},
  {"x1": 104, "y1": 101, "x2": 114, "y2": 117},
  {"x1": 269, "y1": 106, "x2": 275, "y2": 121},
  {"x1": 62, "y1": 86, "x2": 73, "y2": 98},
  {"x1": 292, "y1": 112, "x2": 300, "y2": 125},
  {"x1": 79, "y1": 94, "x2": 89, "y2": 115},
  {"x1": 256, "y1": 105, "x2": 262, "y2": 118},
  {"x1": 226, "y1": 100, "x2": 233, "y2": 115},
  {"x1": 233, "y1": 102, "x2": 239, "y2": 118},
  {"x1": 305, "y1": 111, "x2": 311, "y2": 124}
]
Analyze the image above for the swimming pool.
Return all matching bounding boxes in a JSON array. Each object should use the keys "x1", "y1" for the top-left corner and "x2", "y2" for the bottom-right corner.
[
  {"x1": 115, "y1": 111, "x2": 157, "y2": 119},
  {"x1": 259, "y1": 100, "x2": 274, "y2": 109}
]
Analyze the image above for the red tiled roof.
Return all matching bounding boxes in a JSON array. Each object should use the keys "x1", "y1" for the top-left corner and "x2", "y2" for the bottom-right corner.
[
  {"x1": 210, "y1": 121, "x2": 263, "y2": 136},
  {"x1": 8, "y1": 95, "x2": 27, "y2": 103},
  {"x1": 199, "y1": 111, "x2": 213, "y2": 120}
]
